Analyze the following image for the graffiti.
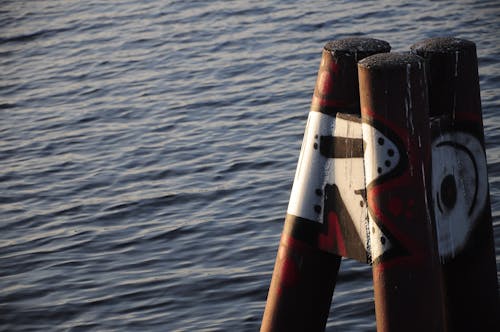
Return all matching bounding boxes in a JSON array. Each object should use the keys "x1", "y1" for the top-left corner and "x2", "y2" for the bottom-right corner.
[
  {"x1": 362, "y1": 121, "x2": 403, "y2": 187},
  {"x1": 287, "y1": 111, "x2": 336, "y2": 224},
  {"x1": 362, "y1": 118, "x2": 410, "y2": 264},
  {"x1": 286, "y1": 111, "x2": 370, "y2": 262},
  {"x1": 319, "y1": 183, "x2": 365, "y2": 259},
  {"x1": 284, "y1": 110, "x2": 488, "y2": 265},
  {"x1": 431, "y1": 131, "x2": 488, "y2": 260},
  {"x1": 264, "y1": 38, "x2": 497, "y2": 331},
  {"x1": 319, "y1": 136, "x2": 364, "y2": 159},
  {"x1": 286, "y1": 110, "x2": 413, "y2": 263}
]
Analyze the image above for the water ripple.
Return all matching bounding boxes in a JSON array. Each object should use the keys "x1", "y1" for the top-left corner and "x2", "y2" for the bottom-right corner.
[{"x1": 1, "y1": 0, "x2": 499, "y2": 331}]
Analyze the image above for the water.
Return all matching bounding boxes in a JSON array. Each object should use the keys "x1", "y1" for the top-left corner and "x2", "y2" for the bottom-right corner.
[{"x1": 1, "y1": 1, "x2": 499, "y2": 331}]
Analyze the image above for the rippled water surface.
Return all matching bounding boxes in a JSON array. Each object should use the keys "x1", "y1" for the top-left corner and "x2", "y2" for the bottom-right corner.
[{"x1": 1, "y1": 1, "x2": 499, "y2": 331}]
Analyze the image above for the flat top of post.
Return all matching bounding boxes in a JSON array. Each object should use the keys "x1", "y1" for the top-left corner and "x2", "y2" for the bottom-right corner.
[
  {"x1": 410, "y1": 37, "x2": 475, "y2": 54},
  {"x1": 324, "y1": 38, "x2": 390, "y2": 56},
  {"x1": 358, "y1": 52, "x2": 423, "y2": 70}
]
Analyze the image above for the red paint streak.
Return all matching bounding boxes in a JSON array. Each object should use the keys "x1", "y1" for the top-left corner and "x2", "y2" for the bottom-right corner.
[
  {"x1": 277, "y1": 235, "x2": 312, "y2": 291},
  {"x1": 319, "y1": 212, "x2": 346, "y2": 257},
  {"x1": 311, "y1": 60, "x2": 352, "y2": 109},
  {"x1": 317, "y1": 70, "x2": 332, "y2": 96},
  {"x1": 281, "y1": 233, "x2": 311, "y2": 251},
  {"x1": 388, "y1": 196, "x2": 403, "y2": 216},
  {"x1": 281, "y1": 256, "x2": 299, "y2": 288},
  {"x1": 367, "y1": 176, "x2": 431, "y2": 266},
  {"x1": 454, "y1": 111, "x2": 482, "y2": 123},
  {"x1": 329, "y1": 60, "x2": 339, "y2": 74},
  {"x1": 311, "y1": 95, "x2": 351, "y2": 108}
]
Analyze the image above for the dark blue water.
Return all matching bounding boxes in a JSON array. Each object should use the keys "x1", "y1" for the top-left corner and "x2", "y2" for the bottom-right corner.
[{"x1": 1, "y1": 1, "x2": 499, "y2": 331}]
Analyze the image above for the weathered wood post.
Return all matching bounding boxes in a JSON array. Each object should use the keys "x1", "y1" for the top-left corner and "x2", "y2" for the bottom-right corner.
[
  {"x1": 260, "y1": 38, "x2": 390, "y2": 332},
  {"x1": 411, "y1": 37, "x2": 500, "y2": 331},
  {"x1": 358, "y1": 53, "x2": 447, "y2": 332}
]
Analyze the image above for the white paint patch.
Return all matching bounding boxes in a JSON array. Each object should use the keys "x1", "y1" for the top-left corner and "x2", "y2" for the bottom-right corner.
[
  {"x1": 431, "y1": 132, "x2": 488, "y2": 259},
  {"x1": 287, "y1": 111, "x2": 334, "y2": 223},
  {"x1": 287, "y1": 112, "x2": 368, "y2": 248},
  {"x1": 331, "y1": 115, "x2": 369, "y2": 248},
  {"x1": 369, "y1": 219, "x2": 392, "y2": 261},
  {"x1": 362, "y1": 123, "x2": 400, "y2": 186}
]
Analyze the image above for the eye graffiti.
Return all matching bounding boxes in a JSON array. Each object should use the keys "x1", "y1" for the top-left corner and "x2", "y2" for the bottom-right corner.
[{"x1": 431, "y1": 132, "x2": 488, "y2": 260}]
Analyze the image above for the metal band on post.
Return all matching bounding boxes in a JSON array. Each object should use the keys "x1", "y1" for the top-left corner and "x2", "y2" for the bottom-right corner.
[
  {"x1": 358, "y1": 53, "x2": 446, "y2": 332},
  {"x1": 260, "y1": 38, "x2": 390, "y2": 332},
  {"x1": 411, "y1": 37, "x2": 500, "y2": 331}
]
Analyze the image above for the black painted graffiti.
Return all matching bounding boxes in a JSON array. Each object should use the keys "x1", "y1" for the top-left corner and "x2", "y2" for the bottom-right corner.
[
  {"x1": 319, "y1": 136, "x2": 364, "y2": 158},
  {"x1": 435, "y1": 141, "x2": 479, "y2": 216},
  {"x1": 319, "y1": 183, "x2": 367, "y2": 262}
]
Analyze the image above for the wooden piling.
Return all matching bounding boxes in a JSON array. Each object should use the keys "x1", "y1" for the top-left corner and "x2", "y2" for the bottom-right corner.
[
  {"x1": 411, "y1": 37, "x2": 500, "y2": 332},
  {"x1": 260, "y1": 38, "x2": 390, "y2": 332},
  {"x1": 358, "y1": 53, "x2": 446, "y2": 332}
]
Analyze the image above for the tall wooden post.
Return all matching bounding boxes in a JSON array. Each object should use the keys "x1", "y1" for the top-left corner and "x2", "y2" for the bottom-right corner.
[
  {"x1": 411, "y1": 37, "x2": 500, "y2": 332},
  {"x1": 261, "y1": 38, "x2": 390, "y2": 332},
  {"x1": 358, "y1": 53, "x2": 446, "y2": 332}
]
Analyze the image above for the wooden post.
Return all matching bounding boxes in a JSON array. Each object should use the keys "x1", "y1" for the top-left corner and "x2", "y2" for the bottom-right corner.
[
  {"x1": 411, "y1": 37, "x2": 500, "y2": 331},
  {"x1": 260, "y1": 38, "x2": 390, "y2": 332},
  {"x1": 358, "y1": 53, "x2": 446, "y2": 332}
]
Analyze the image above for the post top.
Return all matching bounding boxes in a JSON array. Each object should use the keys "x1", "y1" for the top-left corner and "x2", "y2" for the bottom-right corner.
[
  {"x1": 324, "y1": 38, "x2": 390, "y2": 56},
  {"x1": 358, "y1": 52, "x2": 423, "y2": 70},
  {"x1": 410, "y1": 37, "x2": 476, "y2": 54}
]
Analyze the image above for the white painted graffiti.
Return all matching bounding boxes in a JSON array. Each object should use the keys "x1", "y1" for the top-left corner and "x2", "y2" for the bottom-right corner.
[
  {"x1": 431, "y1": 132, "x2": 488, "y2": 260},
  {"x1": 361, "y1": 122, "x2": 403, "y2": 263},
  {"x1": 287, "y1": 111, "x2": 404, "y2": 263},
  {"x1": 361, "y1": 123, "x2": 401, "y2": 186}
]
